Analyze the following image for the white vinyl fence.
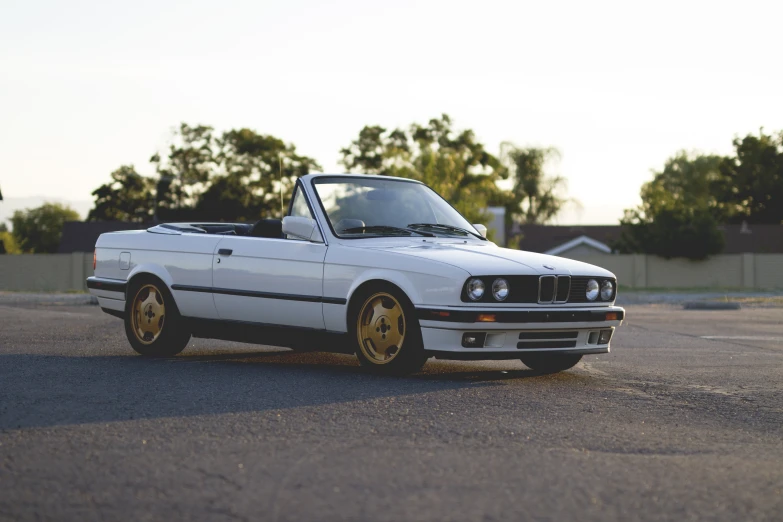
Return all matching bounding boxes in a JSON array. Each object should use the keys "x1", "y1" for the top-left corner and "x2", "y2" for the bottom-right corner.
[
  {"x1": 558, "y1": 253, "x2": 783, "y2": 289},
  {"x1": 0, "y1": 253, "x2": 93, "y2": 292},
  {"x1": 0, "y1": 252, "x2": 781, "y2": 292}
]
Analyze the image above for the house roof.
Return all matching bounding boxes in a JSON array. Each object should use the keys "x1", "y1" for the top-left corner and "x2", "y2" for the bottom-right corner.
[
  {"x1": 58, "y1": 221, "x2": 149, "y2": 253},
  {"x1": 516, "y1": 225, "x2": 623, "y2": 254},
  {"x1": 57, "y1": 220, "x2": 783, "y2": 254},
  {"x1": 544, "y1": 235, "x2": 612, "y2": 255},
  {"x1": 516, "y1": 224, "x2": 783, "y2": 255}
]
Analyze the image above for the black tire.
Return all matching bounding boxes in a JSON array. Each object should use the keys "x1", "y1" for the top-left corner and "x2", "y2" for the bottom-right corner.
[
  {"x1": 348, "y1": 282, "x2": 428, "y2": 376},
  {"x1": 520, "y1": 353, "x2": 582, "y2": 374},
  {"x1": 124, "y1": 275, "x2": 191, "y2": 357}
]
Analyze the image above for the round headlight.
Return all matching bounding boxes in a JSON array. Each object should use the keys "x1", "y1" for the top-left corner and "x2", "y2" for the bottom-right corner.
[
  {"x1": 600, "y1": 280, "x2": 614, "y2": 301},
  {"x1": 466, "y1": 278, "x2": 485, "y2": 301},
  {"x1": 585, "y1": 279, "x2": 599, "y2": 301},
  {"x1": 492, "y1": 278, "x2": 509, "y2": 301}
]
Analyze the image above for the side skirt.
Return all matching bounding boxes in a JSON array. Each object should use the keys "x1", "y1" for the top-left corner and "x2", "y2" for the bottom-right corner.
[
  {"x1": 101, "y1": 307, "x2": 125, "y2": 319},
  {"x1": 184, "y1": 317, "x2": 352, "y2": 354}
]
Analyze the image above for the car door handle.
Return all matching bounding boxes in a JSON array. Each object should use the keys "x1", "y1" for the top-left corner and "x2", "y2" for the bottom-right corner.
[{"x1": 218, "y1": 249, "x2": 233, "y2": 256}]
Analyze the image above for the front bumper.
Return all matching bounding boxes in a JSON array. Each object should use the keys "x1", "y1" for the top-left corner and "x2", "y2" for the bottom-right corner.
[{"x1": 417, "y1": 305, "x2": 624, "y2": 358}]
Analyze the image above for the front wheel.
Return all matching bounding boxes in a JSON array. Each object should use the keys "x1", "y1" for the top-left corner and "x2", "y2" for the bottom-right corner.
[
  {"x1": 124, "y1": 277, "x2": 191, "y2": 357},
  {"x1": 520, "y1": 353, "x2": 582, "y2": 374},
  {"x1": 349, "y1": 284, "x2": 428, "y2": 376}
]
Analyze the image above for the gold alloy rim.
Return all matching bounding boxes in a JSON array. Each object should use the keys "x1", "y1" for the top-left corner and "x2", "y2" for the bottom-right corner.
[
  {"x1": 357, "y1": 292, "x2": 406, "y2": 365},
  {"x1": 131, "y1": 284, "x2": 166, "y2": 345}
]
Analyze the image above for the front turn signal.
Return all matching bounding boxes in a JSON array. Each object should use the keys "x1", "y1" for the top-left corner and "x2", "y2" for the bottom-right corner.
[
  {"x1": 476, "y1": 314, "x2": 497, "y2": 322},
  {"x1": 606, "y1": 312, "x2": 618, "y2": 321}
]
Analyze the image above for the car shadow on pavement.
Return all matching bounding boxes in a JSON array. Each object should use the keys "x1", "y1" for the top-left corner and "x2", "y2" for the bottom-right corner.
[{"x1": 0, "y1": 349, "x2": 555, "y2": 430}]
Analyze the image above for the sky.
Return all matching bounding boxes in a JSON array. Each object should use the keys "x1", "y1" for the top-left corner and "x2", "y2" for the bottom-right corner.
[{"x1": 2, "y1": 0, "x2": 782, "y2": 224}]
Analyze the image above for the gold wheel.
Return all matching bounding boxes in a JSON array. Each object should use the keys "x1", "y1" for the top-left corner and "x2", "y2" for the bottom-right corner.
[
  {"x1": 356, "y1": 292, "x2": 406, "y2": 365},
  {"x1": 131, "y1": 284, "x2": 166, "y2": 345}
]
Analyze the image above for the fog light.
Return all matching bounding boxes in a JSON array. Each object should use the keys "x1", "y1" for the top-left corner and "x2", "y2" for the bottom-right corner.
[
  {"x1": 462, "y1": 332, "x2": 487, "y2": 348},
  {"x1": 598, "y1": 329, "x2": 613, "y2": 344}
]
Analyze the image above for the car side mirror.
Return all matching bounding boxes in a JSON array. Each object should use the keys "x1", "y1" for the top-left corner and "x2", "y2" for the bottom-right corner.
[
  {"x1": 473, "y1": 224, "x2": 488, "y2": 238},
  {"x1": 282, "y1": 216, "x2": 323, "y2": 242}
]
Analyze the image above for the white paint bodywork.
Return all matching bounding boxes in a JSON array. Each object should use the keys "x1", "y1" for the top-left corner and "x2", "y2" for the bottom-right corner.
[{"x1": 88, "y1": 173, "x2": 624, "y2": 356}]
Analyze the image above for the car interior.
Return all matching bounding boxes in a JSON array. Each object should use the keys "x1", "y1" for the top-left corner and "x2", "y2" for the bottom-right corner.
[{"x1": 161, "y1": 220, "x2": 285, "y2": 238}]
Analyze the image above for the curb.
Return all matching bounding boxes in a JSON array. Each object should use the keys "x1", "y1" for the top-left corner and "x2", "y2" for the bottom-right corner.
[
  {"x1": 0, "y1": 294, "x2": 99, "y2": 306},
  {"x1": 683, "y1": 301, "x2": 742, "y2": 310}
]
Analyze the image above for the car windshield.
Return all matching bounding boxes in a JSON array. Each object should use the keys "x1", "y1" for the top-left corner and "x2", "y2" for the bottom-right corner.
[{"x1": 311, "y1": 177, "x2": 482, "y2": 239}]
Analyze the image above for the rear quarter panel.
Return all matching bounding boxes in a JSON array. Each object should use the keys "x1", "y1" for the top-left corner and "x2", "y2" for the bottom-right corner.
[{"x1": 95, "y1": 231, "x2": 223, "y2": 319}]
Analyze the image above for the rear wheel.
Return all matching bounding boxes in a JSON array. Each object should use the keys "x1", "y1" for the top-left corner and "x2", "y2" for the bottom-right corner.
[
  {"x1": 124, "y1": 277, "x2": 190, "y2": 357},
  {"x1": 520, "y1": 353, "x2": 582, "y2": 374},
  {"x1": 350, "y1": 284, "x2": 428, "y2": 376}
]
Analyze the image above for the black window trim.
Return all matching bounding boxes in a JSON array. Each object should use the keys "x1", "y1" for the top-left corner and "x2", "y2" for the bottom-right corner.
[{"x1": 287, "y1": 178, "x2": 328, "y2": 246}]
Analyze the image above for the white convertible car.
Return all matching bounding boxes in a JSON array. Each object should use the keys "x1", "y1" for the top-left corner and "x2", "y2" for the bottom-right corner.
[{"x1": 87, "y1": 173, "x2": 624, "y2": 375}]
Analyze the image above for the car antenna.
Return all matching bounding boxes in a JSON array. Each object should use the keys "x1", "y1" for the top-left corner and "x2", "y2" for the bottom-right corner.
[{"x1": 279, "y1": 155, "x2": 284, "y2": 218}]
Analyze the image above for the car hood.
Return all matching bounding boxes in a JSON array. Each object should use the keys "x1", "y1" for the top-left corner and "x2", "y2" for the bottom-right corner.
[{"x1": 362, "y1": 240, "x2": 615, "y2": 277}]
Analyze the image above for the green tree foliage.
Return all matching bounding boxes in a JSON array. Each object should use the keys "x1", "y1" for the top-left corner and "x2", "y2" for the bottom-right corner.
[
  {"x1": 0, "y1": 222, "x2": 21, "y2": 254},
  {"x1": 88, "y1": 165, "x2": 154, "y2": 222},
  {"x1": 11, "y1": 203, "x2": 80, "y2": 253},
  {"x1": 618, "y1": 208, "x2": 724, "y2": 260},
  {"x1": 150, "y1": 123, "x2": 217, "y2": 219},
  {"x1": 718, "y1": 130, "x2": 783, "y2": 224},
  {"x1": 201, "y1": 128, "x2": 321, "y2": 220},
  {"x1": 340, "y1": 114, "x2": 507, "y2": 224},
  {"x1": 89, "y1": 124, "x2": 321, "y2": 223},
  {"x1": 616, "y1": 152, "x2": 727, "y2": 260},
  {"x1": 500, "y1": 144, "x2": 570, "y2": 224}
]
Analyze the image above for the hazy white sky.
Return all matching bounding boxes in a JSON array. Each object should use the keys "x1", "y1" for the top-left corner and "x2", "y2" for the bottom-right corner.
[{"x1": 1, "y1": 0, "x2": 782, "y2": 223}]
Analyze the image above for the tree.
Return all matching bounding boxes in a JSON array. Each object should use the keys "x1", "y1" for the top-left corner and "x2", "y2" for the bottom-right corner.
[
  {"x1": 637, "y1": 151, "x2": 727, "y2": 220},
  {"x1": 500, "y1": 145, "x2": 571, "y2": 225},
  {"x1": 208, "y1": 128, "x2": 321, "y2": 220},
  {"x1": 617, "y1": 207, "x2": 724, "y2": 260},
  {"x1": 88, "y1": 165, "x2": 154, "y2": 222},
  {"x1": 616, "y1": 151, "x2": 727, "y2": 260},
  {"x1": 340, "y1": 114, "x2": 507, "y2": 224},
  {"x1": 0, "y1": 222, "x2": 20, "y2": 254},
  {"x1": 87, "y1": 123, "x2": 321, "y2": 223},
  {"x1": 151, "y1": 123, "x2": 218, "y2": 221},
  {"x1": 11, "y1": 203, "x2": 80, "y2": 253},
  {"x1": 718, "y1": 130, "x2": 783, "y2": 224}
]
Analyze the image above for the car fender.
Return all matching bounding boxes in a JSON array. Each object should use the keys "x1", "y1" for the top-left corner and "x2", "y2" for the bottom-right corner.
[
  {"x1": 126, "y1": 263, "x2": 176, "y2": 293},
  {"x1": 345, "y1": 268, "x2": 426, "y2": 306}
]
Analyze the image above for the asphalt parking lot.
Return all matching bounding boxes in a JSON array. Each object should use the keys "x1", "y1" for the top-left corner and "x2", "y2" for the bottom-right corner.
[{"x1": 0, "y1": 302, "x2": 781, "y2": 521}]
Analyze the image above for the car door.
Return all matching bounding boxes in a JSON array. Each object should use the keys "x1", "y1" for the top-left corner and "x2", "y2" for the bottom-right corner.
[{"x1": 211, "y1": 185, "x2": 327, "y2": 329}]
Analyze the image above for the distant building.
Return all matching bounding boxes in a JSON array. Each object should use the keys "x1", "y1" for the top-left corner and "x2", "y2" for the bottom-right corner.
[
  {"x1": 58, "y1": 221, "x2": 149, "y2": 253},
  {"x1": 56, "y1": 220, "x2": 783, "y2": 255},
  {"x1": 515, "y1": 224, "x2": 783, "y2": 257}
]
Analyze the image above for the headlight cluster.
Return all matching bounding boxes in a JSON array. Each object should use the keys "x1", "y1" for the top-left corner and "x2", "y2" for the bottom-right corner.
[
  {"x1": 586, "y1": 279, "x2": 615, "y2": 301},
  {"x1": 466, "y1": 277, "x2": 509, "y2": 301}
]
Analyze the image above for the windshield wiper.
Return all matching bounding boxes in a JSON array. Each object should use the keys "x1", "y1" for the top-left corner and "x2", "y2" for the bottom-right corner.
[
  {"x1": 341, "y1": 225, "x2": 435, "y2": 237},
  {"x1": 407, "y1": 223, "x2": 486, "y2": 240}
]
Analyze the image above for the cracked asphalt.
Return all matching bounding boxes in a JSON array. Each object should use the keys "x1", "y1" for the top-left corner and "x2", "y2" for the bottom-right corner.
[{"x1": 0, "y1": 302, "x2": 781, "y2": 521}]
